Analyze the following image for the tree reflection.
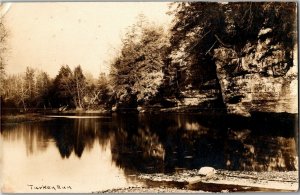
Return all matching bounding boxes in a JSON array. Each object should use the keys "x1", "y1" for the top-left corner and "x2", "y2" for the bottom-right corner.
[
  {"x1": 1, "y1": 112, "x2": 298, "y2": 173},
  {"x1": 50, "y1": 118, "x2": 109, "y2": 158},
  {"x1": 110, "y1": 114, "x2": 165, "y2": 173},
  {"x1": 109, "y1": 113, "x2": 298, "y2": 173},
  {"x1": 1, "y1": 122, "x2": 52, "y2": 155}
]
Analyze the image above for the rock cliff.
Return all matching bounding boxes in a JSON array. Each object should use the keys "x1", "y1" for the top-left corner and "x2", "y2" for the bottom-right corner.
[{"x1": 213, "y1": 28, "x2": 297, "y2": 117}]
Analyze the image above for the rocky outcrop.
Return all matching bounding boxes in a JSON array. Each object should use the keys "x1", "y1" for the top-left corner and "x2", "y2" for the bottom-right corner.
[
  {"x1": 214, "y1": 28, "x2": 297, "y2": 117},
  {"x1": 136, "y1": 88, "x2": 224, "y2": 113}
]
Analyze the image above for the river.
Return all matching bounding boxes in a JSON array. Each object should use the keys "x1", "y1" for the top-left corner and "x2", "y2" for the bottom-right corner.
[{"x1": 1, "y1": 113, "x2": 298, "y2": 192}]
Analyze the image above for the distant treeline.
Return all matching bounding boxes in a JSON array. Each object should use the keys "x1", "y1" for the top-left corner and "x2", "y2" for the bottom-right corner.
[
  {"x1": 1, "y1": 65, "x2": 111, "y2": 111},
  {"x1": 0, "y1": 2, "x2": 296, "y2": 112}
]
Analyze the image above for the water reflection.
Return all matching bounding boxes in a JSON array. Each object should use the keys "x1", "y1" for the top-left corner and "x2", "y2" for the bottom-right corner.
[
  {"x1": 1, "y1": 113, "x2": 298, "y2": 186},
  {"x1": 1, "y1": 117, "x2": 132, "y2": 193},
  {"x1": 2, "y1": 118, "x2": 109, "y2": 159}
]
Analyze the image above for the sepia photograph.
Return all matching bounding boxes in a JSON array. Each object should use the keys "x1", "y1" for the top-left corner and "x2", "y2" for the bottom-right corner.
[{"x1": 0, "y1": 1, "x2": 298, "y2": 193}]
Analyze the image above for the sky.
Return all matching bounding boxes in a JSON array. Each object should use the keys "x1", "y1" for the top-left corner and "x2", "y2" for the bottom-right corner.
[{"x1": 2, "y1": 2, "x2": 173, "y2": 78}]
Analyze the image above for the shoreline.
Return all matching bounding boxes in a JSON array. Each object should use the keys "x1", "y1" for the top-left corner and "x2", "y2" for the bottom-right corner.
[
  {"x1": 1, "y1": 110, "x2": 298, "y2": 125},
  {"x1": 1, "y1": 114, "x2": 54, "y2": 125},
  {"x1": 95, "y1": 169, "x2": 298, "y2": 193}
]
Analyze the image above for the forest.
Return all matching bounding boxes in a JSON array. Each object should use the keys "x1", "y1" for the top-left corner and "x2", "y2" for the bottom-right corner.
[{"x1": 0, "y1": 2, "x2": 297, "y2": 114}]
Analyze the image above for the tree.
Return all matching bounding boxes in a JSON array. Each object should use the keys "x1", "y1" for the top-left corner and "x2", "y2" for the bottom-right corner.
[
  {"x1": 0, "y1": 7, "x2": 8, "y2": 97},
  {"x1": 2, "y1": 74, "x2": 27, "y2": 110},
  {"x1": 110, "y1": 15, "x2": 169, "y2": 109},
  {"x1": 97, "y1": 73, "x2": 112, "y2": 106},
  {"x1": 24, "y1": 67, "x2": 35, "y2": 106},
  {"x1": 2, "y1": 68, "x2": 54, "y2": 111},
  {"x1": 35, "y1": 71, "x2": 52, "y2": 108},
  {"x1": 167, "y1": 2, "x2": 223, "y2": 91},
  {"x1": 73, "y1": 65, "x2": 86, "y2": 109},
  {"x1": 80, "y1": 72, "x2": 112, "y2": 109},
  {"x1": 83, "y1": 72, "x2": 97, "y2": 109},
  {"x1": 52, "y1": 65, "x2": 74, "y2": 108},
  {"x1": 51, "y1": 65, "x2": 87, "y2": 109}
]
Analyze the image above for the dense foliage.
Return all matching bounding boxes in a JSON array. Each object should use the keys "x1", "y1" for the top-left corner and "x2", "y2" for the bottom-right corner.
[{"x1": 110, "y1": 15, "x2": 170, "y2": 109}]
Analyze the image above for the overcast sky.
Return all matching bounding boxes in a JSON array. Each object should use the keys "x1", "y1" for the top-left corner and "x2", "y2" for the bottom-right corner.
[{"x1": 3, "y1": 2, "x2": 172, "y2": 78}]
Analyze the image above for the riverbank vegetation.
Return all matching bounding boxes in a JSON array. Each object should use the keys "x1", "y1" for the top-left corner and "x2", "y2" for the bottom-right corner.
[{"x1": 1, "y1": 2, "x2": 297, "y2": 114}]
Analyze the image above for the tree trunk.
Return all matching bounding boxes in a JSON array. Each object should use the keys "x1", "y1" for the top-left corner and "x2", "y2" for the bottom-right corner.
[{"x1": 76, "y1": 80, "x2": 82, "y2": 108}]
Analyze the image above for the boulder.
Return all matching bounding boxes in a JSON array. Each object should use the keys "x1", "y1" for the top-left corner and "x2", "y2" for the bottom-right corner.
[{"x1": 198, "y1": 167, "x2": 216, "y2": 177}]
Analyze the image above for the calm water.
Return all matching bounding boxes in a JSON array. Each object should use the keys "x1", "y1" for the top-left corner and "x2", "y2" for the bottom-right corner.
[{"x1": 1, "y1": 113, "x2": 298, "y2": 192}]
